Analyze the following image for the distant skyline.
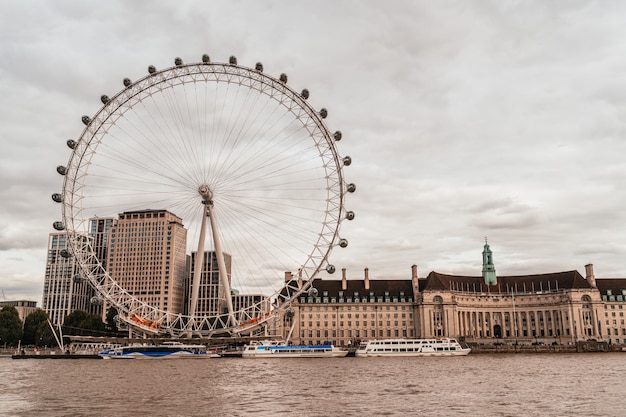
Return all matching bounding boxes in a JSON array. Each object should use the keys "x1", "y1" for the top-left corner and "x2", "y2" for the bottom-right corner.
[{"x1": 2, "y1": 1, "x2": 626, "y2": 302}]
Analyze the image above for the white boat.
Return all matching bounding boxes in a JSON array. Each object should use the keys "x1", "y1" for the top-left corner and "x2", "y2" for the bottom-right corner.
[
  {"x1": 99, "y1": 341, "x2": 219, "y2": 359},
  {"x1": 242, "y1": 340, "x2": 348, "y2": 358},
  {"x1": 355, "y1": 338, "x2": 471, "y2": 357}
]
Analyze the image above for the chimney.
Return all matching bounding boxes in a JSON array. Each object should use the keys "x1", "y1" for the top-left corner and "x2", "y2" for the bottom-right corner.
[
  {"x1": 342, "y1": 268, "x2": 347, "y2": 291},
  {"x1": 584, "y1": 264, "x2": 597, "y2": 288},
  {"x1": 364, "y1": 267, "x2": 370, "y2": 290},
  {"x1": 411, "y1": 264, "x2": 420, "y2": 294},
  {"x1": 284, "y1": 271, "x2": 293, "y2": 283}
]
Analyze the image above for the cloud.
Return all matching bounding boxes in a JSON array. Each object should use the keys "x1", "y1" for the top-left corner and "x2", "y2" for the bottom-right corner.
[{"x1": 2, "y1": 0, "x2": 626, "y2": 304}]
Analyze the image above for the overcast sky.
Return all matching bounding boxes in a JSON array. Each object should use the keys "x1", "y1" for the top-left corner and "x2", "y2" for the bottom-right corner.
[{"x1": 2, "y1": 0, "x2": 626, "y2": 302}]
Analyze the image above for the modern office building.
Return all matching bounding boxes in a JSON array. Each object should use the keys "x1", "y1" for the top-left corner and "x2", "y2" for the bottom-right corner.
[
  {"x1": 187, "y1": 250, "x2": 232, "y2": 316},
  {"x1": 89, "y1": 217, "x2": 116, "y2": 320},
  {"x1": 107, "y1": 209, "x2": 187, "y2": 314},
  {"x1": 42, "y1": 232, "x2": 100, "y2": 325},
  {"x1": 232, "y1": 292, "x2": 272, "y2": 325}
]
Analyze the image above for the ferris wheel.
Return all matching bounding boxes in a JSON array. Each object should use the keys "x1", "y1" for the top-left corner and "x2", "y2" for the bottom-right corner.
[{"x1": 52, "y1": 54, "x2": 355, "y2": 337}]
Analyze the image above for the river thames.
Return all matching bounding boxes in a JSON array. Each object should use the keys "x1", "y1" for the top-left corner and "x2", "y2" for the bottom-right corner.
[{"x1": 1, "y1": 353, "x2": 625, "y2": 417}]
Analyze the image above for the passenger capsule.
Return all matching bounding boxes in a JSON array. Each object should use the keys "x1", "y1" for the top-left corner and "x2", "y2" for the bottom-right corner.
[
  {"x1": 201, "y1": 54, "x2": 210, "y2": 63},
  {"x1": 66, "y1": 139, "x2": 77, "y2": 149},
  {"x1": 308, "y1": 287, "x2": 318, "y2": 297},
  {"x1": 334, "y1": 131, "x2": 342, "y2": 141},
  {"x1": 285, "y1": 307, "x2": 295, "y2": 317},
  {"x1": 90, "y1": 296, "x2": 103, "y2": 305},
  {"x1": 72, "y1": 274, "x2": 83, "y2": 283},
  {"x1": 255, "y1": 62, "x2": 263, "y2": 72},
  {"x1": 338, "y1": 238, "x2": 348, "y2": 248},
  {"x1": 52, "y1": 193, "x2": 63, "y2": 203},
  {"x1": 279, "y1": 73, "x2": 288, "y2": 83},
  {"x1": 301, "y1": 89, "x2": 309, "y2": 99},
  {"x1": 148, "y1": 65, "x2": 156, "y2": 74},
  {"x1": 346, "y1": 211, "x2": 355, "y2": 221},
  {"x1": 123, "y1": 78, "x2": 132, "y2": 87},
  {"x1": 53, "y1": 221, "x2": 65, "y2": 231},
  {"x1": 229, "y1": 56, "x2": 237, "y2": 65},
  {"x1": 81, "y1": 116, "x2": 91, "y2": 125},
  {"x1": 346, "y1": 183, "x2": 356, "y2": 193},
  {"x1": 343, "y1": 156, "x2": 352, "y2": 166},
  {"x1": 326, "y1": 264, "x2": 336, "y2": 274},
  {"x1": 174, "y1": 57, "x2": 183, "y2": 66},
  {"x1": 100, "y1": 95, "x2": 109, "y2": 104},
  {"x1": 60, "y1": 249, "x2": 71, "y2": 258},
  {"x1": 56, "y1": 166, "x2": 67, "y2": 175},
  {"x1": 319, "y1": 108, "x2": 328, "y2": 119}
]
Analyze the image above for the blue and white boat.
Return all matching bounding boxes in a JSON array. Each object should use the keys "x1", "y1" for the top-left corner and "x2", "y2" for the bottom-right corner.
[
  {"x1": 99, "y1": 341, "x2": 218, "y2": 359},
  {"x1": 242, "y1": 340, "x2": 348, "y2": 358}
]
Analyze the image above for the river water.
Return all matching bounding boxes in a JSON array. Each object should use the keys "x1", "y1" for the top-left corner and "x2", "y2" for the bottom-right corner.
[{"x1": 1, "y1": 353, "x2": 625, "y2": 417}]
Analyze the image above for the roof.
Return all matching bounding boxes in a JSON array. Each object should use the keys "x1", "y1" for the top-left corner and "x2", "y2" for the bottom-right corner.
[
  {"x1": 282, "y1": 277, "x2": 415, "y2": 299},
  {"x1": 311, "y1": 278, "x2": 414, "y2": 297},
  {"x1": 595, "y1": 278, "x2": 626, "y2": 295},
  {"x1": 423, "y1": 270, "x2": 594, "y2": 292}
]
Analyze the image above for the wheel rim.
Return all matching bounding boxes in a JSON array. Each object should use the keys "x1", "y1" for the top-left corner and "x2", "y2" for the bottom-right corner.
[{"x1": 58, "y1": 58, "x2": 351, "y2": 336}]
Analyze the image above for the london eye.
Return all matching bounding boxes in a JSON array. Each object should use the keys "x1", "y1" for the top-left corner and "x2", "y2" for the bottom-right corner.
[{"x1": 52, "y1": 54, "x2": 354, "y2": 337}]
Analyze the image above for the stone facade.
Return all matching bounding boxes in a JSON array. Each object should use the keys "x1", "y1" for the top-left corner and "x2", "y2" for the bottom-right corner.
[{"x1": 277, "y1": 263, "x2": 626, "y2": 347}]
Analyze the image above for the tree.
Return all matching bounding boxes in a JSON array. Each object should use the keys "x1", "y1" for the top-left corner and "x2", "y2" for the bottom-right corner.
[
  {"x1": 0, "y1": 306, "x2": 24, "y2": 347},
  {"x1": 105, "y1": 306, "x2": 125, "y2": 336},
  {"x1": 62, "y1": 310, "x2": 106, "y2": 336},
  {"x1": 22, "y1": 309, "x2": 56, "y2": 347}
]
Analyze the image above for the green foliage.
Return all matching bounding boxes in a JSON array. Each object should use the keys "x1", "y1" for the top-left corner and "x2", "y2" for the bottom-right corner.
[
  {"x1": 0, "y1": 306, "x2": 24, "y2": 347},
  {"x1": 62, "y1": 310, "x2": 106, "y2": 336},
  {"x1": 106, "y1": 307, "x2": 118, "y2": 332},
  {"x1": 105, "y1": 307, "x2": 125, "y2": 336},
  {"x1": 22, "y1": 309, "x2": 56, "y2": 347}
]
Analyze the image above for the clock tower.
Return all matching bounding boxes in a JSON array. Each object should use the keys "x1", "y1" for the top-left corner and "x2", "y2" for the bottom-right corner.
[{"x1": 482, "y1": 239, "x2": 497, "y2": 286}]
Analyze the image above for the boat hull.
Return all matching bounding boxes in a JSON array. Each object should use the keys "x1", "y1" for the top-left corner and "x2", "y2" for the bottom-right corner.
[
  {"x1": 242, "y1": 350, "x2": 348, "y2": 358},
  {"x1": 99, "y1": 343, "x2": 218, "y2": 359},
  {"x1": 242, "y1": 341, "x2": 348, "y2": 358},
  {"x1": 355, "y1": 338, "x2": 471, "y2": 357},
  {"x1": 356, "y1": 350, "x2": 470, "y2": 357},
  {"x1": 101, "y1": 352, "x2": 216, "y2": 359}
]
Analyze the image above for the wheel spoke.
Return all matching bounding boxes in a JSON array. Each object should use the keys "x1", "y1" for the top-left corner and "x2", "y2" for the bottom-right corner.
[{"x1": 60, "y1": 58, "x2": 349, "y2": 337}]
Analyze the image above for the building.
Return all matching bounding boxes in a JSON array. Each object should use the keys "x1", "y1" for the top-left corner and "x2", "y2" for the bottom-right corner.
[
  {"x1": 186, "y1": 250, "x2": 232, "y2": 316},
  {"x1": 281, "y1": 243, "x2": 626, "y2": 346},
  {"x1": 89, "y1": 217, "x2": 116, "y2": 320},
  {"x1": 281, "y1": 268, "x2": 417, "y2": 346},
  {"x1": 42, "y1": 232, "x2": 100, "y2": 325},
  {"x1": 0, "y1": 300, "x2": 38, "y2": 323},
  {"x1": 232, "y1": 292, "x2": 272, "y2": 327},
  {"x1": 596, "y1": 279, "x2": 626, "y2": 345},
  {"x1": 414, "y1": 242, "x2": 620, "y2": 345},
  {"x1": 107, "y1": 209, "x2": 187, "y2": 314}
]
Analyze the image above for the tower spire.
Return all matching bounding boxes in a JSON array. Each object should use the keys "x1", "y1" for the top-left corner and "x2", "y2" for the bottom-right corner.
[{"x1": 482, "y1": 239, "x2": 497, "y2": 286}]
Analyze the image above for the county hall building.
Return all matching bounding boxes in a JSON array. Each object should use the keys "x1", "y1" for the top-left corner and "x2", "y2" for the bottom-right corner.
[{"x1": 280, "y1": 243, "x2": 626, "y2": 347}]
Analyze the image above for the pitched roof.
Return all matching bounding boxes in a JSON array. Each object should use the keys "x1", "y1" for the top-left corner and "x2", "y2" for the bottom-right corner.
[
  {"x1": 310, "y1": 278, "x2": 414, "y2": 297},
  {"x1": 282, "y1": 277, "x2": 415, "y2": 299},
  {"x1": 595, "y1": 278, "x2": 626, "y2": 295},
  {"x1": 423, "y1": 270, "x2": 594, "y2": 292}
]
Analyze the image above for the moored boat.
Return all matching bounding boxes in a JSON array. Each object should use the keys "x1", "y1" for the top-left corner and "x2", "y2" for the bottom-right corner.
[
  {"x1": 99, "y1": 341, "x2": 218, "y2": 359},
  {"x1": 355, "y1": 338, "x2": 471, "y2": 357},
  {"x1": 242, "y1": 340, "x2": 348, "y2": 358}
]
